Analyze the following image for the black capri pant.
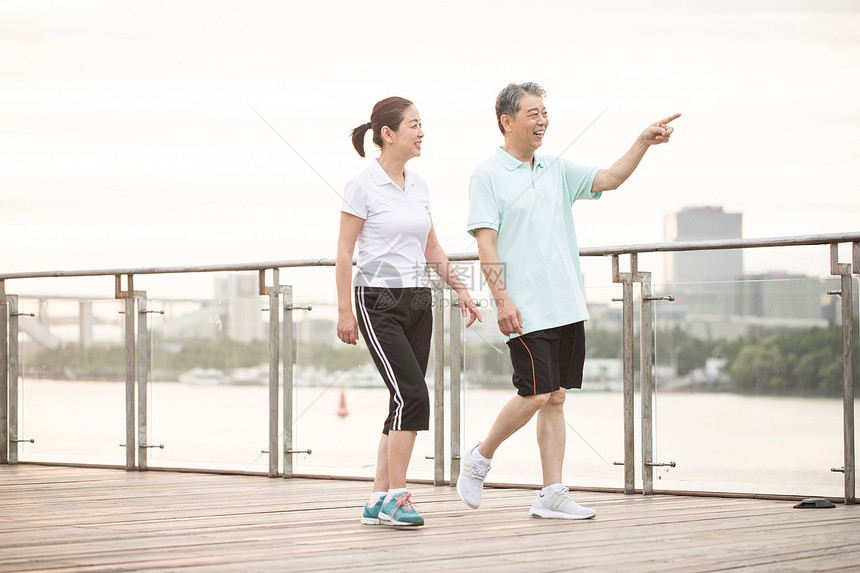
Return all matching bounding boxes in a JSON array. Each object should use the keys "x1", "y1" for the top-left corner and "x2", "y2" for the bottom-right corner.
[{"x1": 355, "y1": 286, "x2": 432, "y2": 434}]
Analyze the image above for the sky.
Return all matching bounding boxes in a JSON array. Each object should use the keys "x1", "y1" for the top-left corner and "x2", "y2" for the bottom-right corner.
[{"x1": 1, "y1": 0, "x2": 859, "y2": 300}]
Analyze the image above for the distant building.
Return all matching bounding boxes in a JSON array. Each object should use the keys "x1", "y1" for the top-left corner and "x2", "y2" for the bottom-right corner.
[
  {"x1": 738, "y1": 273, "x2": 835, "y2": 326},
  {"x1": 664, "y1": 206, "x2": 743, "y2": 283},
  {"x1": 214, "y1": 274, "x2": 266, "y2": 342},
  {"x1": 661, "y1": 207, "x2": 744, "y2": 329},
  {"x1": 296, "y1": 318, "x2": 337, "y2": 346},
  {"x1": 658, "y1": 207, "x2": 843, "y2": 339}
]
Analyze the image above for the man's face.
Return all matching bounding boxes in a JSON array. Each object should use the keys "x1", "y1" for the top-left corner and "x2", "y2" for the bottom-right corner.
[{"x1": 504, "y1": 94, "x2": 548, "y2": 152}]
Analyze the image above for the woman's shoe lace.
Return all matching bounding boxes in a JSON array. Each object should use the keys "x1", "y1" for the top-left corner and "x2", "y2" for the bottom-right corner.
[{"x1": 395, "y1": 493, "x2": 415, "y2": 511}]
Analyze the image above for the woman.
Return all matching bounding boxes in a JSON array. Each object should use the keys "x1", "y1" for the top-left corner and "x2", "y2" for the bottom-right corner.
[{"x1": 336, "y1": 96, "x2": 481, "y2": 527}]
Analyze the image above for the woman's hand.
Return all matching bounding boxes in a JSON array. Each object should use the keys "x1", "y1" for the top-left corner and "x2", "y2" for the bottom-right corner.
[
  {"x1": 337, "y1": 311, "x2": 360, "y2": 345},
  {"x1": 454, "y1": 289, "x2": 483, "y2": 328}
]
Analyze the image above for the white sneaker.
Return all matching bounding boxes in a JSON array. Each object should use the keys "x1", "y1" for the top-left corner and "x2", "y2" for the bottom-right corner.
[
  {"x1": 528, "y1": 487, "x2": 596, "y2": 520},
  {"x1": 457, "y1": 442, "x2": 491, "y2": 509}
]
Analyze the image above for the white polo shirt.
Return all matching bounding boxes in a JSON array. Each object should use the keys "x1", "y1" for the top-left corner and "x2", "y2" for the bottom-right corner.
[{"x1": 342, "y1": 159, "x2": 432, "y2": 288}]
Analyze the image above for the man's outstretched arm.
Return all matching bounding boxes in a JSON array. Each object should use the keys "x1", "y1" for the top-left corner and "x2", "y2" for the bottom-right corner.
[{"x1": 592, "y1": 113, "x2": 681, "y2": 194}]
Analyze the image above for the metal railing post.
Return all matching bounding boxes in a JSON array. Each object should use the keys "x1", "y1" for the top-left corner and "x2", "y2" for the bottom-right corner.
[
  {"x1": 8, "y1": 296, "x2": 19, "y2": 465},
  {"x1": 612, "y1": 255, "x2": 637, "y2": 494},
  {"x1": 830, "y1": 243, "x2": 856, "y2": 504},
  {"x1": 282, "y1": 284, "x2": 294, "y2": 479},
  {"x1": 432, "y1": 281, "x2": 445, "y2": 485},
  {"x1": 841, "y1": 268, "x2": 855, "y2": 505},
  {"x1": 449, "y1": 287, "x2": 462, "y2": 487},
  {"x1": 121, "y1": 275, "x2": 137, "y2": 471},
  {"x1": 640, "y1": 271, "x2": 655, "y2": 495},
  {"x1": 136, "y1": 294, "x2": 149, "y2": 470},
  {"x1": 0, "y1": 281, "x2": 7, "y2": 465},
  {"x1": 266, "y1": 269, "x2": 280, "y2": 478}
]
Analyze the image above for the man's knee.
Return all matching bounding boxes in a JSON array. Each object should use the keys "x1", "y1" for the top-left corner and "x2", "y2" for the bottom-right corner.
[
  {"x1": 520, "y1": 392, "x2": 552, "y2": 411},
  {"x1": 543, "y1": 388, "x2": 566, "y2": 409}
]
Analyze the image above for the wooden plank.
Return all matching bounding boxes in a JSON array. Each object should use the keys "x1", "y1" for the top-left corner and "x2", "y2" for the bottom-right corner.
[{"x1": 1, "y1": 465, "x2": 858, "y2": 573}]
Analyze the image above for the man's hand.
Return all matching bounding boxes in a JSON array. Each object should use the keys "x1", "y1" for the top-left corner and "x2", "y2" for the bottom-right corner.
[
  {"x1": 496, "y1": 297, "x2": 523, "y2": 336},
  {"x1": 642, "y1": 113, "x2": 681, "y2": 145}
]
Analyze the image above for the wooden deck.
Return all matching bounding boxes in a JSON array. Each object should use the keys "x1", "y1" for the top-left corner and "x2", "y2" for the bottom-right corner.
[{"x1": 1, "y1": 465, "x2": 858, "y2": 572}]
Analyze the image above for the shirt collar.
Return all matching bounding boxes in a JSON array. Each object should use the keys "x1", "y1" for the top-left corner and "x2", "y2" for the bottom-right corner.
[
  {"x1": 493, "y1": 147, "x2": 545, "y2": 171},
  {"x1": 370, "y1": 159, "x2": 414, "y2": 191}
]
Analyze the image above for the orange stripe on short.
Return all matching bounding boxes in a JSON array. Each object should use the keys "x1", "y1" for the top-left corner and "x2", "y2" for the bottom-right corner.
[{"x1": 518, "y1": 337, "x2": 537, "y2": 395}]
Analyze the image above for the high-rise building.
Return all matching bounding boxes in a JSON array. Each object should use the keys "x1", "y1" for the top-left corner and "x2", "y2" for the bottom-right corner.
[
  {"x1": 664, "y1": 206, "x2": 743, "y2": 283},
  {"x1": 214, "y1": 274, "x2": 266, "y2": 342}
]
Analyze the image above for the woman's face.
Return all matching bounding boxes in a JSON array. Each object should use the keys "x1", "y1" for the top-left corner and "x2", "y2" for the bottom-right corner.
[{"x1": 385, "y1": 105, "x2": 423, "y2": 159}]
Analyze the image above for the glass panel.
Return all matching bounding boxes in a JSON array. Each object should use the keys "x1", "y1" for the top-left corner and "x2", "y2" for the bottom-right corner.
[
  {"x1": 7, "y1": 250, "x2": 855, "y2": 500},
  {"x1": 461, "y1": 274, "x2": 627, "y2": 489},
  {"x1": 290, "y1": 274, "x2": 436, "y2": 480},
  {"x1": 569, "y1": 284, "x2": 628, "y2": 488},
  {"x1": 146, "y1": 273, "x2": 271, "y2": 471},
  {"x1": 651, "y1": 275, "x2": 848, "y2": 496},
  {"x1": 18, "y1": 298, "x2": 127, "y2": 465}
]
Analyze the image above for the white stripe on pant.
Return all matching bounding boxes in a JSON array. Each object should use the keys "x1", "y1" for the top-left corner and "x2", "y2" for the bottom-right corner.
[{"x1": 356, "y1": 286, "x2": 406, "y2": 430}]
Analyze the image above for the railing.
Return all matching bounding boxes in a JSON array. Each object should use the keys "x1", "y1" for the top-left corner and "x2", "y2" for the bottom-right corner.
[{"x1": 1, "y1": 232, "x2": 858, "y2": 503}]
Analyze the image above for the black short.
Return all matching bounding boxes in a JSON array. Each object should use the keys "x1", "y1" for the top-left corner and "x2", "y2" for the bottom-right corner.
[{"x1": 506, "y1": 322, "x2": 586, "y2": 396}]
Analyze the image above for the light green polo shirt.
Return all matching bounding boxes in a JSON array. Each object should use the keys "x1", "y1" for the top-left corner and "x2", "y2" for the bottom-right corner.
[{"x1": 467, "y1": 147, "x2": 600, "y2": 336}]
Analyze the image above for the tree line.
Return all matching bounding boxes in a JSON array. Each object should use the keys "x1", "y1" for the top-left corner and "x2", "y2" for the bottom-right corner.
[{"x1": 24, "y1": 321, "x2": 858, "y2": 396}]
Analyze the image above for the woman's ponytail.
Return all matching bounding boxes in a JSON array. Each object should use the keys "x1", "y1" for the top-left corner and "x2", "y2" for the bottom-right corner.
[{"x1": 350, "y1": 122, "x2": 373, "y2": 157}]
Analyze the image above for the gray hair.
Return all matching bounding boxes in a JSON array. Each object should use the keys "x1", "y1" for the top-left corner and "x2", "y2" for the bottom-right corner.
[{"x1": 495, "y1": 82, "x2": 546, "y2": 135}]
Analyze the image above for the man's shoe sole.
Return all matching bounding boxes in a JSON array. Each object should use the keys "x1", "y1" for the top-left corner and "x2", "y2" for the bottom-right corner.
[
  {"x1": 529, "y1": 507, "x2": 596, "y2": 520},
  {"x1": 456, "y1": 476, "x2": 482, "y2": 509}
]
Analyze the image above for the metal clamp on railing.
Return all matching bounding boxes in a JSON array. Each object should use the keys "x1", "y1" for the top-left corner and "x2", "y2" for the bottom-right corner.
[
  {"x1": 285, "y1": 449, "x2": 312, "y2": 455},
  {"x1": 140, "y1": 310, "x2": 165, "y2": 315},
  {"x1": 13, "y1": 439, "x2": 35, "y2": 444},
  {"x1": 832, "y1": 467, "x2": 846, "y2": 473},
  {"x1": 645, "y1": 460, "x2": 677, "y2": 468},
  {"x1": 609, "y1": 295, "x2": 675, "y2": 303},
  {"x1": 140, "y1": 444, "x2": 164, "y2": 449},
  {"x1": 826, "y1": 290, "x2": 842, "y2": 296},
  {"x1": 285, "y1": 304, "x2": 312, "y2": 311},
  {"x1": 11, "y1": 311, "x2": 34, "y2": 317},
  {"x1": 609, "y1": 293, "x2": 676, "y2": 302}
]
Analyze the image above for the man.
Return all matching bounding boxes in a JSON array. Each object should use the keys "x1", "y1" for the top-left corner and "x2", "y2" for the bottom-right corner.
[{"x1": 458, "y1": 82, "x2": 678, "y2": 519}]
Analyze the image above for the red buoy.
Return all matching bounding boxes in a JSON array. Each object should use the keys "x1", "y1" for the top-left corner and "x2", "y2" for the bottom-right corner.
[{"x1": 336, "y1": 390, "x2": 349, "y2": 418}]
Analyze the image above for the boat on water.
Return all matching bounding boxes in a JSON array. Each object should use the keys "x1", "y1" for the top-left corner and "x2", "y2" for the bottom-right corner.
[
  {"x1": 178, "y1": 368, "x2": 225, "y2": 385},
  {"x1": 228, "y1": 365, "x2": 269, "y2": 386}
]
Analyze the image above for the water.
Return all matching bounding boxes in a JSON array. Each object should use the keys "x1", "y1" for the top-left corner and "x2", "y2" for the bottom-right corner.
[{"x1": 14, "y1": 379, "x2": 857, "y2": 498}]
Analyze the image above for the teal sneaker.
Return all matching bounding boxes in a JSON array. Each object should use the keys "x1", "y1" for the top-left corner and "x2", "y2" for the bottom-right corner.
[
  {"x1": 379, "y1": 492, "x2": 424, "y2": 527},
  {"x1": 361, "y1": 498, "x2": 384, "y2": 525}
]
